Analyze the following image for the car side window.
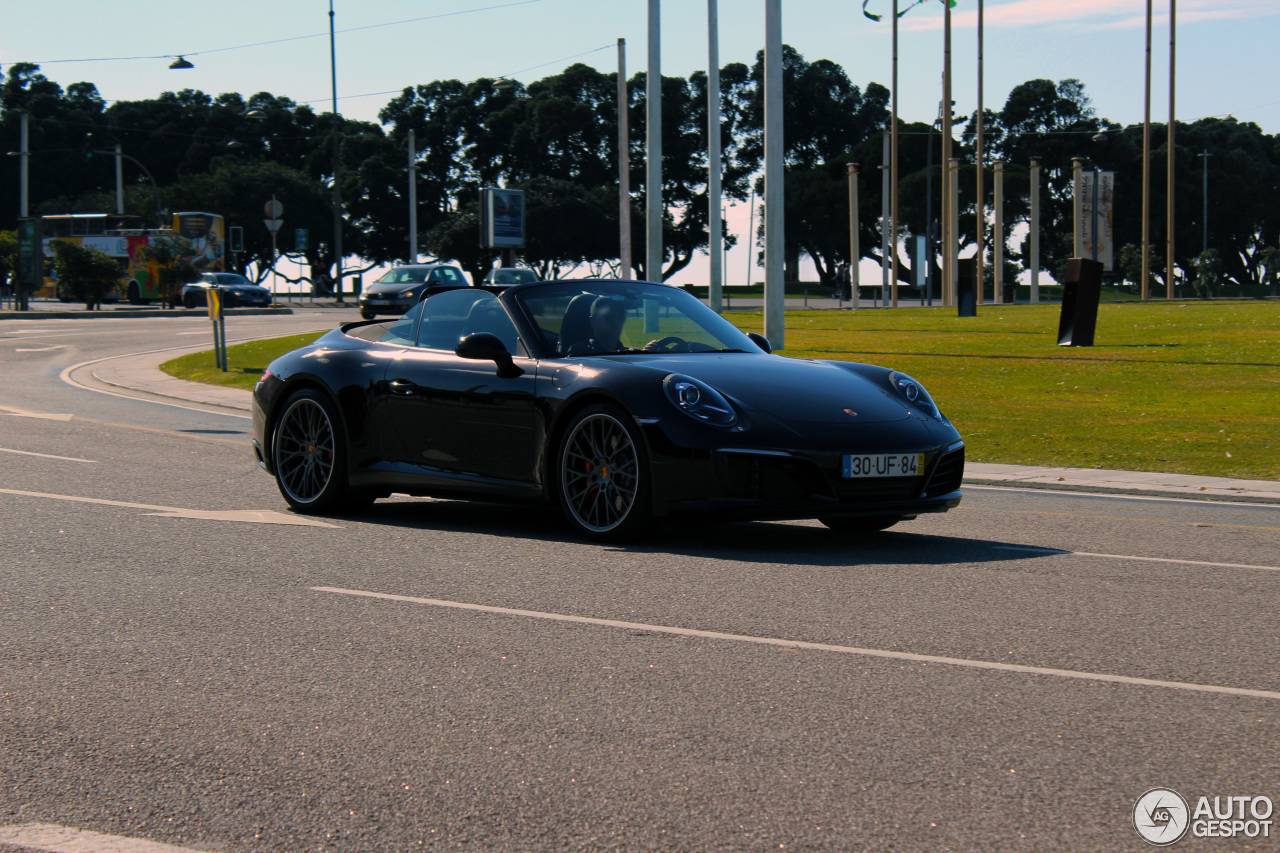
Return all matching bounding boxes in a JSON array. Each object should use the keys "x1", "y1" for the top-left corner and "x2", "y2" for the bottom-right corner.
[
  {"x1": 381, "y1": 300, "x2": 425, "y2": 345},
  {"x1": 414, "y1": 289, "x2": 520, "y2": 353}
]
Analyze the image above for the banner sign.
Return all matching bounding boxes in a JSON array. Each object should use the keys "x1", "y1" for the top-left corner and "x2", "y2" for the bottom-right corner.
[
  {"x1": 480, "y1": 188, "x2": 525, "y2": 249},
  {"x1": 1079, "y1": 171, "x2": 1116, "y2": 272}
]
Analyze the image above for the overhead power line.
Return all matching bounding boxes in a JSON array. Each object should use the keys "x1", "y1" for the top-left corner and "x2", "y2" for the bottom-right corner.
[{"x1": 9, "y1": 0, "x2": 543, "y2": 65}]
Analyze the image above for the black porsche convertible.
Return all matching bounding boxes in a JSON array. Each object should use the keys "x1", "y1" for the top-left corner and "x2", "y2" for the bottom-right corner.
[{"x1": 251, "y1": 279, "x2": 964, "y2": 540}]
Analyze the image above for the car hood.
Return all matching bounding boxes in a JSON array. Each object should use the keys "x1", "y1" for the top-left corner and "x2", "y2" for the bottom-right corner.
[
  {"x1": 599, "y1": 353, "x2": 911, "y2": 424},
  {"x1": 365, "y1": 282, "x2": 421, "y2": 296}
]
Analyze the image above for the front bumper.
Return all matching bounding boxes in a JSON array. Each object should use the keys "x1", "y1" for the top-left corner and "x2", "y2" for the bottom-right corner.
[
  {"x1": 358, "y1": 295, "x2": 415, "y2": 314},
  {"x1": 643, "y1": 418, "x2": 964, "y2": 523}
]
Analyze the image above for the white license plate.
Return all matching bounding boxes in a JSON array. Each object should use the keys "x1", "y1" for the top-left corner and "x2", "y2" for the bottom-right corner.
[{"x1": 842, "y1": 452, "x2": 923, "y2": 478}]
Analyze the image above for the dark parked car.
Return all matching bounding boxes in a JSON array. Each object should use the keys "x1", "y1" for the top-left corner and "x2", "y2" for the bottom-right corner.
[
  {"x1": 181, "y1": 273, "x2": 272, "y2": 309},
  {"x1": 481, "y1": 267, "x2": 539, "y2": 285},
  {"x1": 357, "y1": 263, "x2": 468, "y2": 319},
  {"x1": 252, "y1": 279, "x2": 964, "y2": 541}
]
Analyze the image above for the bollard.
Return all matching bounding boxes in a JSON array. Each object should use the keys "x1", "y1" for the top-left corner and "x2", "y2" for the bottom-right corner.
[
  {"x1": 956, "y1": 258, "x2": 977, "y2": 317},
  {"x1": 1057, "y1": 258, "x2": 1104, "y2": 347}
]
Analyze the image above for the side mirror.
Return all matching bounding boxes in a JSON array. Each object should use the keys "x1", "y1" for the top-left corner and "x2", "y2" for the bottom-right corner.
[
  {"x1": 455, "y1": 332, "x2": 523, "y2": 378},
  {"x1": 747, "y1": 332, "x2": 772, "y2": 354}
]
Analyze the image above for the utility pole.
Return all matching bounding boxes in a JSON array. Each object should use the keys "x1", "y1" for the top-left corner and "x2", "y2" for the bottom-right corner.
[
  {"x1": 1198, "y1": 149, "x2": 1211, "y2": 254},
  {"x1": 763, "y1": 0, "x2": 785, "y2": 347},
  {"x1": 707, "y1": 0, "x2": 723, "y2": 311},
  {"x1": 18, "y1": 111, "x2": 29, "y2": 218},
  {"x1": 408, "y1": 129, "x2": 417, "y2": 262},
  {"x1": 880, "y1": 132, "x2": 890, "y2": 307},
  {"x1": 889, "y1": 0, "x2": 899, "y2": 308},
  {"x1": 975, "y1": 0, "x2": 984, "y2": 305},
  {"x1": 993, "y1": 160, "x2": 1003, "y2": 303},
  {"x1": 1030, "y1": 157, "x2": 1041, "y2": 304},
  {"x1": 329, "y1": 0, "x2": 345, "y2": 301},
  {"x1": 1141, "y1": 0, "x2": 1152, "y2": 300},
  {"x1": 617, "y1": 38, "x2": 632, "y2": 279},
  {"x1": 941, "y1": 0, "x2": 953, "y2": 306},
  {"x1": 1166, "y1": 0, "x2": 1177, "y2": 299},
  {"x1": 848, "y1": 163, "x2": 860, "y2": 310},
  {"x1": 646, "y1": 0, "x2": 662, "y2": 286},
  {"x1": 114, "y1": 144, "x2": 124, "y2": 215}
]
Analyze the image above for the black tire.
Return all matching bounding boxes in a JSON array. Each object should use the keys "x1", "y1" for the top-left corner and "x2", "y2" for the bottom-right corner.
[
  {"x1": 222, "y1": 292, "x2": 237, "y2": 308},
  {"x1": 127, "y1": 282, "x2": 142, "y2": 305},
  {"x1": 361, "y1": 311, "x2": 376, "y2": 320},
  {"x1": 182, "y1": 293, "x2": 197, "y2": 309},
  {"x1": 556, "y1": 403, "x2": 652, "y2": 541},
  {"x1": 819, "y1": 515, "x2": 903, "y2": 534},
  {"x1": 271, "y1": 389, "x2": 373, "y2": 515}
]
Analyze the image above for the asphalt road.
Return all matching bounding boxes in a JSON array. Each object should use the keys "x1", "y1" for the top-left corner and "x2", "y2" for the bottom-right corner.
[{"x1": 2, "y1": 312, "x2": 1278, "y2": 853}]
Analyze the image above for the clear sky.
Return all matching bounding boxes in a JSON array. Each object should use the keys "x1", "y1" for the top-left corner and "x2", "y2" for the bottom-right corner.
[{"x1": 2, "y1": 0, "x2": 1276, "y2": 286}]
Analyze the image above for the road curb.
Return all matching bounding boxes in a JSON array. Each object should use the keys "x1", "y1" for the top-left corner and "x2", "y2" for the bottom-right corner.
[{"x1": 0, "y1": 307, "x2": 294, "y2": 320}]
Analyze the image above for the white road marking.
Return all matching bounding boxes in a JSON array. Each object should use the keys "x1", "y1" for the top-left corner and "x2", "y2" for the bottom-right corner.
[
  {"x1": 0, "y1": 822, "x2": 209, "y2": 853},
  {"x1": 0, "y1": 447, "x2": 95, "y2": 463},
  {"x1": 0, "y1": 488, "x2": 337, "y2": 528},
  {"x1": 14, "y1": 344, "x2": 68, "y2": 352},
  {"x1": 992, "y1": 545, "x2": 1280, "y2": 573},
  {"x1": 0, "y1": 404, "x2": 74, "y2": 421},
  {"x1": 312, "y1": 586, "x2": 1280, "y2": 703},
  {"x1": 175, "y1": 331, "x2": 213, "y2": 335}
]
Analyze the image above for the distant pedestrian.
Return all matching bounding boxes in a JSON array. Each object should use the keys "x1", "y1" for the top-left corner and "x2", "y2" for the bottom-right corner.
[{"x1": 835, "y1": 262, "x2": 852, "y2": 301}]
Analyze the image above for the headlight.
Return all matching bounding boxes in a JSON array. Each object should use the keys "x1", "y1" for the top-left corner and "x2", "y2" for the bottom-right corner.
[
  {"x1": 399, "y1": 289, "x2": 417, "y2": 298},
  {"x1": 888, "y1": 371, "x2": 943, "y2": 420},
  {"x1": 663, "y1": 374, "x2": 737, "y2": 428}
]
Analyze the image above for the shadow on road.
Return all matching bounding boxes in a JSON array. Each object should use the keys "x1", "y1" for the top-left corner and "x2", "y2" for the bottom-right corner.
[{"x1": 342, "y1": 498, "x2": 1056, "y2": 569}]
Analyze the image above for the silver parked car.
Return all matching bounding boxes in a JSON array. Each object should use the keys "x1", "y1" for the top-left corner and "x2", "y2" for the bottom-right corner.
[{"x1": 358, "y1": 263, "x2": 469, "y2": 319}]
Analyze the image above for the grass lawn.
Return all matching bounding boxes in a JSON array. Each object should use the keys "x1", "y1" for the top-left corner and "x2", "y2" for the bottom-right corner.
[
  {"x1": 160, "y1": 332, "x2": 325, "y2": 391},
  {"x1": 726, "y1": 301, "x2": 1280, "y2": 480},
  {"x1": 163, "y1": 300, "x2": 1280, "y2": 480}
]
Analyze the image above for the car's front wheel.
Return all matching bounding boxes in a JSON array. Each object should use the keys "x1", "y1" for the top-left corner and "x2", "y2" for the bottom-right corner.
[
  {"x1": 557, "y1": 404, "x2": 651, "y2": 541},
  {"x1": 271, "y1": 389, "x2": 372, "y2": 515},
  {"x1": 361, "y1": 310, "x2": 376, "y2": 320}
]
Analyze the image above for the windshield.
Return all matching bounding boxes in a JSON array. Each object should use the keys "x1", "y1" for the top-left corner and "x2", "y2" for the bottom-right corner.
[
  {"x1": 376, "y1": 267, "x2": 429, "y2": 284},
  {"x1": 511, "y1": 280, "x2": 763, "y2": 358},
  {"x1": 207, "y1": 274, "x2": 252, "y2": 285}
]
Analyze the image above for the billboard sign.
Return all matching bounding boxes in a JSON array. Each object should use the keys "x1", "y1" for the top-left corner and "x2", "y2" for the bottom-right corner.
[{"x1": 480, "y1": 187, "x2": 525, "y2": 249}]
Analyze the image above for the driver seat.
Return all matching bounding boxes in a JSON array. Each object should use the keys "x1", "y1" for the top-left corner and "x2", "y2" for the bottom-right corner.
[{"x1": 558, "y1": 293, "x2": 596, "y2": 355}]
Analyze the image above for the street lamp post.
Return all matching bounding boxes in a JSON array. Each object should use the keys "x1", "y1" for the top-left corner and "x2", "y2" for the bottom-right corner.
[
  {"x1": 1029, "y1": 157, "x2": 1041, "y2": 304},
  {"x1": 847, "y1": 163, "x2": 860, "y2": 310}
]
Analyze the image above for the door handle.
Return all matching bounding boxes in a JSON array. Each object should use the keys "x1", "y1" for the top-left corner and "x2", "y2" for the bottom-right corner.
[{"x1": 388, "y1": 379, "x2": 419, "y2": 395}]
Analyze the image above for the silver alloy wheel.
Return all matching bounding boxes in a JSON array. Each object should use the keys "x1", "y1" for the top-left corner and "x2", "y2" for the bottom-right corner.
[
  {"x1": 273, "y1": 397, "x2": 336, "y2": 505},
  {"x1": 560, "y1": 412, "x2": 640, "y2": 534}
]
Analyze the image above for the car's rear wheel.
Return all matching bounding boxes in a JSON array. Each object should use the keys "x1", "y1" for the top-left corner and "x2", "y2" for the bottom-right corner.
[
  {"x1": 557, "y1": 404, "x2": 651, "y2": 541},
  {"x1": 182, "y1": 293, "x2": 197, "y2": 309},
  {"x1": 819, "y1": 515, "x2": 904, "y2": 534},
  {"x1": 271, "y1": 389, "x2": 372, "y2": 515}
]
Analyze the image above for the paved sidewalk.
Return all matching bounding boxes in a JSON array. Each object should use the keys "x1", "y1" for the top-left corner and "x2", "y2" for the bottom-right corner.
[{"x1": 81, "y1": 347, "x2": 1280, "y2": 504}]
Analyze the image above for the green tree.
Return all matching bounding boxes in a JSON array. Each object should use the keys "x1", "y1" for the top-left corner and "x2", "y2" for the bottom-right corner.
[
  {"x1": 49, "y1": 239, "x2": 121, "y2": 309},
  {"x1": 0, "y1": 230, "x2": 16, "y2": 293},
  {"x1": 137, "y1": 236, "x2": 200, "y2": 309}
]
